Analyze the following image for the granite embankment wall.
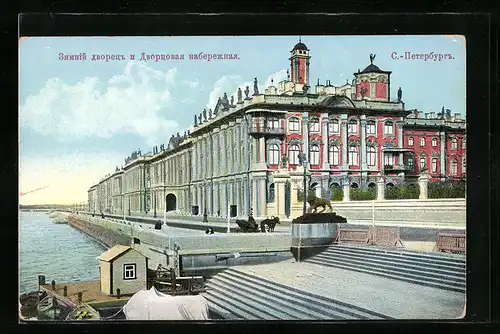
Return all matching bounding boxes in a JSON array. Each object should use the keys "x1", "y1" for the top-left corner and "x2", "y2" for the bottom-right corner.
[{"x1": 68, "y1": 215, "x2": 132, "y2": 248}]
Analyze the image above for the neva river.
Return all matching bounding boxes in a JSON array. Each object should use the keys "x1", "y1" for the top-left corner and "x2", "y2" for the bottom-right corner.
[{"x1": 19, "y1": 211, "x2": 107, "y2": 294}]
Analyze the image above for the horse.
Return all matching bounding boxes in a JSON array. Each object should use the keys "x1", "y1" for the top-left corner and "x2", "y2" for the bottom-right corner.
[
  {"x1": 260, "y1": 216, "x2": 280, "y2": 232},
  {"x1": 307, "y1": 193, "x2": 333, "y2": 213}
]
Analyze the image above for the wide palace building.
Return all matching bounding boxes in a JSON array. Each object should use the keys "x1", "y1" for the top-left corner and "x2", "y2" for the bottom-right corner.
[{"x1": 88, "y1": 41, "x2": 466, "y2": 220}]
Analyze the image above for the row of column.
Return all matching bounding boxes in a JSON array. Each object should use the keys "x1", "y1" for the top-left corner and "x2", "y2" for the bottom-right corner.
[
  {"x1": 191, "y1": 179, "x2": 250, "y2": 218},
  {"x1": 192, "y1": 121, "x2": 248, "y2": 182}
]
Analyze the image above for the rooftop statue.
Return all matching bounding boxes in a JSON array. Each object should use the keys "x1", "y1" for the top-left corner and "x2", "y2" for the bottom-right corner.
[
  {"x1": 397, "y1": 87, "x2": 403, "y2": 102},
  {"x1": 194, "y1": 114, "x2": 198, "y2": 126},
  {"x1": 244, "y1": 86, "x2": 250, "y2": 99},
  {"x1": 203, "y1": 108, "x2": 207, "y2": 121},
  {"x1": 370, "y1": 53, "x2": 376, "y2": 64},
  {"x1": 237, "y1": 87, "x2": 242, "y2": 103},
  {"x1": 253, "y1": 78, "x2": 259, "y2": 95}
]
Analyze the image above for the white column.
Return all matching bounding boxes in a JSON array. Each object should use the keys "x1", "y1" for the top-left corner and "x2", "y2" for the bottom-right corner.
[
  {"x1": 221, "y1": 182, "x2": 228, "y2": 217},
  {"x1": 259, "y1": 178, "x2": 267, "y2": 217},
  {"x1": 197, "y1": 185, "x2": 202, "y2": 215},
  {"x1": 377, "y1": 177, "x2": 385, "y2": 201},
  {"x1": 419, "y1": 172, "x2": 429, "y2": 199},
  {"x1": 341, "y1": 116, "x2": 348, "y2": 170},
  {"x1": 221, "y1": 126, "x2": 227, "y2": 175},
  {"x1": 397, "y1": 121, "x2": 404, "y2": 167},
  {"x1": 302, "y1": 112, "x2": 309, "y2": 168},
  {"x1": 440, "y1": 131, "x2": 446, "y2": 178},
  {"x1": 360, "y1": 116, "x2": 368, "y2": 170},
  {"x1": 258, "y1": 137, "x2": 266, "y2": 163},
  {"x1": 322, "y1": 114, "x2": 329, "y2": 170},
  {"x1": 192, "y1": 146, "x2": 197, "y2": 182},
  {"x1": 236, "y1": 124, "x2": 241, "y2": 173},
  {"x1": 213, "y1": 129, "x2": 219, "y2": 177},
  {"x1": 342, "y1": 182, "x2": 350, "y2": 202},
  {"x1": 213, "y1": 182, "x2": 219, "y2": 216}
]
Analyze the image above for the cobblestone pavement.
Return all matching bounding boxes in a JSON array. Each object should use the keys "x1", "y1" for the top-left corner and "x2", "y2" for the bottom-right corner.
[{"x1": 234, "y1": 259, "x2": 465, "y2": 319}]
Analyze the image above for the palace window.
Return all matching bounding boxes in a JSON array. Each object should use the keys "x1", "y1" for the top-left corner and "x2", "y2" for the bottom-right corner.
[
  {"x1": 450, "y1": 159, "x2": 458, "y2": 176},
  {"x1": 267, "y1": 144, "x2": 280, "y2": 165},
  {"x1": 420, "y1": 157, "x2": 427, "y2": 170},
  {"x1": 309, "y1": 118, "x2": 320, "y2": 132},
  {"x1": 268, "y1": 117, "x2": 280, "y2": 130},
  {"x1": 407, "y1": 157, "x2": 414, "y2": 169},
  {"x1": 329, "y1": 119, "x2": 340, "y2": 133},
  {"x1": 288, "y1": 144, "x2": 300, "y2": 165},
  {"x1": 309, "y1": 145, "x2": 320, "y2": 165},
  {"x1": 462, "y1": 156, "x2": 466, "y2": 173},
  {"x1": 267, "y1": 183, "x2": 275, "y2": 203},
  {"x1": 463, "y1": 138, "x2": 466, "y2": 149},
  {"x1": 348, "y1": 146, "x2": 358, "y2": 166},
  {"x1": 367, "y1": 146, "x2": 376, "y2": 166},
  {"x1": 124, "y1": 264, "x2": 137, "y2": 280},
  {"x1": 384, "y1": 153, "x2": 394, "y2": 166},
  {"x1": 348, "y1": 119, "x2": 358, "y2": 134},
  {"x1": 366, "y1": 120, "x2": 376, "y2": 135},
  {"x1": 431, "y1": 158, "x2": 438, "y2": 173},
  {"x1": 431, "y1": 137, "x2": 438, "y2": 147},
  {"x1": 451, "y1": 137, "x2": 458, "y2": 150},
  {"x1": 288, "y1": 117, "x2": 300, "y2": 132},
  {"x1": 408, "y1": 137, "x2": 414, "y2": 146},
  {"x1": 329, "y1": 145, "x2": 340, "y2": 165},
  {"x1": 384, "y1": 121, "x2": 393, "y2": 135},
  {"x1": 420, "y1": 137, "x2": 426, "y2": 147}
]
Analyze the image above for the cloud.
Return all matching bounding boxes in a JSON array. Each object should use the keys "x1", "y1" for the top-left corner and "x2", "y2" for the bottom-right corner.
[
  {"x1": 182, "y1": 79, "x2": 200, "y2": 89},
  {"x1": 19, "y1": 150, "x2": 124, "y2": 205},
  {"x1": 205, "y1": 69, "x2": 288, "y2": 110},
  {"x1": 20, "y1": 61, "x2": 181, "y2": 143}
]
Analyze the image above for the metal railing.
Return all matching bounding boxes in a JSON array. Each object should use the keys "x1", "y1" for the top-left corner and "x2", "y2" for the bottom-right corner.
[{"x1": 248, "y1": 126, "x2": 285, "y2": 135}]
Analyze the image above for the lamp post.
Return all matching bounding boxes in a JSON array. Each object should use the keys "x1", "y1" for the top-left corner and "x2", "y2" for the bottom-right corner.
[{"x1": 297, "y1": 151, "x2": 308, "y2": 215}]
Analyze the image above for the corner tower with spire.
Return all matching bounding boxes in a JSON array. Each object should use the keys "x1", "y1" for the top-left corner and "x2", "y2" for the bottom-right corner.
[{"x1": 289, "y1": 37, "x2": 311, "y2": 85}]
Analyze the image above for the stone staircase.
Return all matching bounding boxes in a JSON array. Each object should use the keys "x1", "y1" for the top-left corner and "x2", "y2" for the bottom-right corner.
[
  {"x1": 203, "y1": 268, "x2": 393, "y2": 320},
  {"x1": 305, "y1": 244, "x2": 466, "y2": 293}
]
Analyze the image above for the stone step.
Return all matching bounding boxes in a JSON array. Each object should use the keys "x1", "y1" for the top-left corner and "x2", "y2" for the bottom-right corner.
[
  {"x1": 215, "y1": 268, "x2": 392, "y2": 320},
  {"x1": 305, "y1": 257, "x2": 465, "y2": 293},
  {"x1": 330, "y1": 244, "x2": 466, "y2": 266},
  {"x1": 322, "y1": 248, "x2": 466, "y2": 277},
  {"x1": 312, "y1": 252, "x2": 465, "y2": 285}
]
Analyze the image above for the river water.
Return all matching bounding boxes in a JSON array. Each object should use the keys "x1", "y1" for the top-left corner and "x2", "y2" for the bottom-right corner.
[
  {"x1": 19, "y1": 211, "x2": 207, "y2": 295},
  {"x1": 19, "y1": 211, "x2": 108, "y2": 295}
]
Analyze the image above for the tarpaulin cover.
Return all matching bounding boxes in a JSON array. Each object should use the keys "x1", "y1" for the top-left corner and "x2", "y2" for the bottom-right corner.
[{"x1": 123, "y1": 287, "x2": 209, "y2": 320}]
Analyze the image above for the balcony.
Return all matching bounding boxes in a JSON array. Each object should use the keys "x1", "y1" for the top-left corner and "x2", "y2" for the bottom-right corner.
[
  {"x1": 383, "y1": 164, "x2": 411, "y2": 171},
  {"x1": 248, "y1": 126, "x2": 286, "y2": 136}
]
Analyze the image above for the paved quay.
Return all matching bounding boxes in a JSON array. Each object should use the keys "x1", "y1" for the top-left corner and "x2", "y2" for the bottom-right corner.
[{"x1": 231, "y1": 259, "x2": 466, "y2": 319}]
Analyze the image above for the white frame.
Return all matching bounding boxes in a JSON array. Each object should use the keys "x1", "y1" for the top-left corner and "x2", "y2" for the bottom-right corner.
[
  {"x1": 124, "y1": 264, "x2": 137, "y2": 280},
  {"x1": 450, "y1": 159, "x2": 458, "y2": 175},
  {"x1": 268, "y1": 117, "x2": 280, "y2": 130},
  {"x1": 267, "y1": 144, "x2": 280, "y2": 165},
  {"x1": 348, "y1": 146, "x2": 358, "y2": 166},
  {"x1": 309, "y1": 145, "x2": 320, "y2": 165},
  {"x1": 329, "y1": 119, "x2": 340, "y2": 133},
  {"x1": 366, "y1": 120, "x2": 376, "y2": 135},
  {"x1": 419, "y1": 157, "x2": 426, "y2": 170},
  {"x1": 420, "y1": 137, "x2": 426, "y2": 147},
  {"x1": 451, "y1": 137, "x2": 458, "y2": 150},
  {"x1": 309, "y1": 118, "x2": 320, "y2": 132},
  {"x1": 408, "y1": 137, "x2": 414, "y2": 146},
  {"x1": 348, "y1": 119, "x2": 358, "y2": 134},
  {"x1": 431, "y1": 158, "x2": 438, "y2": 173},
  {"x1": 329, "y1": 145, "x2": 340, "y2": 165},
  {"x1": 431, "y1": 137, "x2": 438, "y2": 147},
  {"x1": 367, "y1": 146, "x2": 376, "y2": 166},
  {"x1": 384, "y1": 121, "x2": 393, "y2": 136},
  {"x1": 288, "y1": 144, "x2": 300, "y2": 165},
  {"x1": 288, "y1": 117, "x2": 300, "y2": 132}
]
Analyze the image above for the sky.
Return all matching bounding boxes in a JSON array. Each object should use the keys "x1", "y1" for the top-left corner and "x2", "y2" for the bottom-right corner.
[{"x1": 19, "y1": 35, "x2": 466, "y2": 205}]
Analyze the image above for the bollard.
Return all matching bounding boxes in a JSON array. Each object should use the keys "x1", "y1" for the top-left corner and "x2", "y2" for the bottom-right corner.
[
  {"x1": 51, "y1": 280, "x2": 56, "y2": 291},
  {"x1": 63, "y1": 286, "x2": 68, "y2": 297},
  {"x1": 170, "y1": 268, "x2": 176, "y2": 291},
  {"x1": 116, "y1": 288, "x2": 121, "y2": 299},
  {"x1": 38, "y1": 275, "x2": 46, "y2": 286},
  {"x1": 78, "y1": 292, "x2": 82, "y2": 302}
]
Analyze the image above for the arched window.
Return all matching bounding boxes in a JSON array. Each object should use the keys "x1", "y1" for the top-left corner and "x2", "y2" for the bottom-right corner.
[
  {"x1": 386, "y1": 183, "x2": 395, "y2": 188},
  {"x1": 329, "y1": 119, "x2": 339, "y2": 133},
  {"x1": 367, "y1": 146, "x2": 376, "y2": 166},
  {"x1": 431, "y1": 137, "x2": 438, "y2": 147},
  {"x1": 288, "y1": 144, "x2": 300, "y2": 165},
  {"x1": 408, "y1": 137, "x2": 414, "y2": 146},
  {"x1": 267, "y1": 183, "x2": 275, "y2": 203},
  {"x1": 451, "y1": 137, "x2": 458, "y2": 150},
  {"x1": 351, "y1": 182, "x2": 359, "y2": 189},
  {"x1": 267, "y1": 144, "x2": 280, "y2": 165},
  {"x1": 384, "y1": 121, "x2": 393, "y2": 135},
  {"x1": 368, "y1": 183, "x2": 376, "y2": 188},
  {"x1": 329, "y1": 145, "x2": 339, "y2": 165},
  {"x1": 268, "y1": 117, "x2": 280, "y2": 130},
  {"x1": 420, "y1": 157, "x2": 427, "y2": 170},
  {"x1": 348, "y1": 119, "x2": 358, "y2": 134},
  {"x1": 431, "y1": 158, "x2": 438, "y2": 173},
  {"x1": 309, "y1": 145, "x2": 320, "y2": 165},
  {"x1": 450, "y1": 159, "x2": 458, "y2": 176},
  {"x1": 366, "y1": 120, "x2": 376, "y2": 135},
  {"x1": 288, "y1": 117, "x2": 300, "y2": 132},
  {"x1": 348, "y1": 146, "x2": 358, "y2": 166},
  {"x1": 407, "y1": 156, "x2": 414, "y2": 170},
  {"x1": 309, "y1": 118, "x2": 320, "y2": 132},
  {"x1": 420, "y1": 137, "x2": 426, "y2": 147}
]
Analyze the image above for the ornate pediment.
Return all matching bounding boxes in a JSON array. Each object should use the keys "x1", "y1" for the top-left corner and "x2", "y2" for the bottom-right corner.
[
  {"x1": 329, "y1": 137, "x2": 342, "y2": 146},
  {"x1": 348, "y1": 139, "x2": 360, "y2": 147},
  {"x1": 320, "y1": 95, "x2": 356, "y2": 108},
  {"x1": 289, "y1": 138, "x2": 303, "y2": 145},
  {"x1": 309, "y1": 138, "x2": 322, "y2": 146},
  {"x1": 366, "y1": 139, "x2": 378, "y2": 147}
]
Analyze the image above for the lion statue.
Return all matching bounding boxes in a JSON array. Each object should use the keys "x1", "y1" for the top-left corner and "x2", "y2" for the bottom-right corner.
[{"x1": 306, "y1": 192, "x2": 333, "y2": 213}]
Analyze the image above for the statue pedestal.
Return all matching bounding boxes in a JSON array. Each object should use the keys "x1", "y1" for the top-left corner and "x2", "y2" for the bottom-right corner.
[{"x1": 290, "y1": 212, "x2": 347, "y2": 262}]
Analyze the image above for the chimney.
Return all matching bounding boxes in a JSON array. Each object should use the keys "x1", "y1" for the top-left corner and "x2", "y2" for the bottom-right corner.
[{"x1": 425, "y1": 113, "x2": 429, "y2": 119}]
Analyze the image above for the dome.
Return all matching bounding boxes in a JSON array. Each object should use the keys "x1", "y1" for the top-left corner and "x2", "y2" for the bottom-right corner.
[
  {"x1": 361, "y1": 64, "x2": 385, "y2": 74},
  {"x1": 292, "y1": 42, "x2": 309, "y2": 51}
]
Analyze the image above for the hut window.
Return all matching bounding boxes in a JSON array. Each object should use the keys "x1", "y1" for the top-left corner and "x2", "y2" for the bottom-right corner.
[{"x1": 124, "y1": 264, "x2": 137, "y2": 280}]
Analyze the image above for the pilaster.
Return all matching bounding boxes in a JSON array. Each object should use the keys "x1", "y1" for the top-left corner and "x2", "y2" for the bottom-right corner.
[{"x1": 321, "y1": 113, "x2": 329, "y2": 170}]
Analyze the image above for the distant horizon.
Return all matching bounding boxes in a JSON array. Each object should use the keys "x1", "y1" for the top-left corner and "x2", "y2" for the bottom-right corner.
[{"x1": 19, "y1": 35, "x2": 466, "y2": 205}]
